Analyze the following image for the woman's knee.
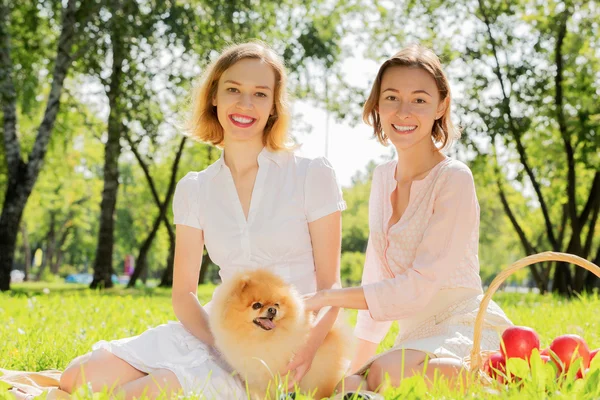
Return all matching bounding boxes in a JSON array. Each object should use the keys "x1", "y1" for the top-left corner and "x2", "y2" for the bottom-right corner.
[
  {"x1": 60, "y1": 352, "x2": 94, "y2": 393},
  {"x1": 365, "y1": 360, "x2": 384, "y2": 391},
  {"x1": 366, "y1": 358, "x2": 407, "y2": 392},
  {"x1": 335, "y1": 374, "x2": 366, "y2": 393},
  {"x1": 59, "y1": 349, "x2": 120, "y2": 393},
  {"x1": 59, "y1": 368, "x2": 77, "y2": 394},
  {"x1": 365, "y1": 350, "x2": 427, "y2": 391},
  {"x1": 424, "y1": 358, "x2": 468, "y2": 386}
]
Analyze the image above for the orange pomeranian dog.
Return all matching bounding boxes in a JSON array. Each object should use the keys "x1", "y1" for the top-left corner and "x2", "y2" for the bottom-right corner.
[{"x1": 209, "y1": 269, "x2": 353, "y2": 399}]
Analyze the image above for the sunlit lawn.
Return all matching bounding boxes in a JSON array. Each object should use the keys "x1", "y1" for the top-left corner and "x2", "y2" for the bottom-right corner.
[{"x1": 1, "y1": 284, "x2": 599, "y2": 399}]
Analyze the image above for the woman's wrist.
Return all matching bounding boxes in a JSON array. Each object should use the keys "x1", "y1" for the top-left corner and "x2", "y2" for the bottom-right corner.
[
  {"x1": 321, "y1": 287, "x2": 368, "y2": 310},
  {"x1": 321, "y1": 288, "x2": 339, "y2": 307},
  {"x1": 307, "y1": 293, "x2": 340, "y2": 349}
]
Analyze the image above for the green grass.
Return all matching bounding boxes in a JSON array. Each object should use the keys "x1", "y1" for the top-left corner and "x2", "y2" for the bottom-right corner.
[{"x1": 1, "y1": 285, "x2": 599, "y2": 399}]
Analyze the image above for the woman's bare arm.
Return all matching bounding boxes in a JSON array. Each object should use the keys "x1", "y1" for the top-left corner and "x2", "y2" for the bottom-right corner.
[
  {"x1": 172, "y1": 224, "x2": 214, "y2": 345},
  {"x1": 305, "y1": 211, "x2": 343, "y2": 349}
]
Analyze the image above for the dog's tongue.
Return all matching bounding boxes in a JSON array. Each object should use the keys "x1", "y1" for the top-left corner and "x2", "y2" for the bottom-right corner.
[{"x1": 258, "y1": 317, "x2": 276, "y2": 330}]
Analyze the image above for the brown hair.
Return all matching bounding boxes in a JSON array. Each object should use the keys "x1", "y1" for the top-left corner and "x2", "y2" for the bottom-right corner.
[
  {"x1": 363, "y1": 44, "x2": 461, "y2": 149},
  {"x1": 186, "y1": 41, "x2": 290, "y2": 150}
]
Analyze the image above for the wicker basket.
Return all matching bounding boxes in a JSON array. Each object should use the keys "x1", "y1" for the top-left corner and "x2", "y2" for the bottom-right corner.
[{"x1": 468, "y1": 251, "x2": 600, "y2": 374}]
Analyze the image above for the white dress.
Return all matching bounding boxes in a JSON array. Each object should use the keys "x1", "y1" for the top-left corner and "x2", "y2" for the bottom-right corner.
[{"x1": 92, "y1": 147, "x2": 346, "y2": 398}]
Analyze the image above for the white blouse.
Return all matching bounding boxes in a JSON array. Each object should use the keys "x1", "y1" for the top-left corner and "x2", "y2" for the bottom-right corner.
[{"x1": 172, "y1": 147, "x2": 346, "y2": 294}]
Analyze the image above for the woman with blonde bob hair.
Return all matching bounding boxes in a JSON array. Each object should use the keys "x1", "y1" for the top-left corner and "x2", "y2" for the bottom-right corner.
[
  {"x1": 187, "y1": 41, "x2": 291, "y2": 151},
  {"x1": 59, "y1": 41, "x2": 347, "y2": 399},
  {"x1": 304, "y1": 44, "x2": 513, "y2": 397}
]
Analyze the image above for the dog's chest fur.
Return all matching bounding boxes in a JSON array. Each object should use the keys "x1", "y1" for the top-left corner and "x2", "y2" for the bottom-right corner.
[{"x1": 218, "y1": 323, "x2": 310, "y2": 394}]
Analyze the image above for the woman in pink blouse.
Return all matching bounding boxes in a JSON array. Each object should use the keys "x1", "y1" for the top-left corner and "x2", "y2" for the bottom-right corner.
[
  {"x1": 58, "y1": 42, "x2": 346, "y2": 399},
  {"x1": 304, "y1": 44, "x2": 513, "y2": 394}
]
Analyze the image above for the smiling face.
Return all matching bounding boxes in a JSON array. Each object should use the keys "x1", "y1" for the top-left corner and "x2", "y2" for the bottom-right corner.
[
  {"x1": 378, "y1": 66, "x2": 448, "y2": 151},
  {"x1": 212, "y1": 58, "x2": 276, "y2": 147}
]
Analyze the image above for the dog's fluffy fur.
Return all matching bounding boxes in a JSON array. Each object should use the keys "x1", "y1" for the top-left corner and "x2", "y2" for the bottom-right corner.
[{"x1": 209, "y1": 269, "x2": 353, "y2": 399}]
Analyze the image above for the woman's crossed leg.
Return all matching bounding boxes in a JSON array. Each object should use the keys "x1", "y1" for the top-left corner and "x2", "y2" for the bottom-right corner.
[
  {"x1": 337, "y1": 349, "x2": 467, "y2": 394},
  {"x1": 59, "y1": 349, "x2": 181, "y2": 399}
]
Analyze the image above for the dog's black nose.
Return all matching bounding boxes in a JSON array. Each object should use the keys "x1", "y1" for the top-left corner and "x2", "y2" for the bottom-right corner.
[{"x1": 268, "y1": 307, "x2": 277, "y2": 316}]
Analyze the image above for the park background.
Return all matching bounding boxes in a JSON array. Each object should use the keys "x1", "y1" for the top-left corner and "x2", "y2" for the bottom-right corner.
[{"x1": 1, "y1": 1, "x2": 599, "y2": 398}]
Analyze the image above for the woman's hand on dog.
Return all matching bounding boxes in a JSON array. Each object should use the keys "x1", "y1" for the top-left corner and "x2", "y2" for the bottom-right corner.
[{"x1": 284, "y1": 341, "x2": 318, "y2": 390}]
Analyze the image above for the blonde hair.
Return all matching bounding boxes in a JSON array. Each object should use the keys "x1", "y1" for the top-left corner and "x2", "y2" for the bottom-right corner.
[
  {"x1": 186, "y1": 41, "x2": 290, "y2": 150},
  {"x1": 363, "y1": 44, "x2": 461, "y2": 149}
]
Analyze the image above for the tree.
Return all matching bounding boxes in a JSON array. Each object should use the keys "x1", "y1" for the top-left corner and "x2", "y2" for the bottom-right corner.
[
  {"x1": 125, "y1": 134, "x2": 187, "y2": 287},
  {"x1": 0, "y1": 0, "x2": 99, "y2": 291},
  {"x1": 13, "y1": 100, "x2": 105, "y2": 282},
  {"x1": 460, "y1": 0, "x2": 600, "y2": 294},
  {"x1": 358, "y1": 0, "x2": 599, "y2": 295},
  {"x1": 341, "y1": 161, "x2": 378, "y2": 254},
  {"x1": 78, "y1": 0, "x2": 201, "y2": 288}
]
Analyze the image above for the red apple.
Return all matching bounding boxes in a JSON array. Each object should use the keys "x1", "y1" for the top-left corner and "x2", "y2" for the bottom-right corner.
[
  {"x1": 540, "y1": 355, "x2": 551, "y2": 363},
  {"x1": 484, "y1": 352, "x2": 507, "y2": 383},
  {"x1": 501, "y1": 326, "x2": 540, "y2": 361},
  {"x1": 549, "y1": 334, "x2": 590, "y2": 374}
]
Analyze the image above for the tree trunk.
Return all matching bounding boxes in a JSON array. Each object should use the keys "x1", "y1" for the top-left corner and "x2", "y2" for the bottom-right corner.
[
  {"x1": 159, "y1": 231, "x2": 175, "y2": 288},
  {"x1": 35, "y1": 250, "x2": 48, "y2": 282},
  {"x1": 127, "y1": 212, "x2": 162, "y2": 288},
  {"x1": 20, "y1": 223, "x2": 31, "y2": 281},
  {"x1": 42, "y1": 213, "x2": 57, "y2": 278},
  {"x1": 0, "y1": 188, "x2": 27, "y2": 290},
  {"x1": 54, "y1": 251, "x2": 64, "y2": 276},
  {"x1": 573, "y1": 256, "x2": 588, "y2": 293},
  {"x1": 198, "y1": 251, "x2": 212, "y2": 285},
  {"x1": 585, "y1": 246, "x2": 600, "y2": 291},
  {"x1": 579, "y1": 177, "x2": 600, "y2": 292},
  {"x1": 493, "y1": 165, "x2": 546, "y2": 292},
  {"x1": 90, "y1": 25, "x2": 125, "y2": 289},
  {"x1": 125, "y1": 135, "x2": 187, "y2": 288},
  {"x1": 0, "y1": 0, "x2": 79, "y2": 291},
  {"x1": 552, "y1": 232, "x2": 586, "y2": 296},
  {"x1": 51, "y1": 225, "x2": 72, "y2": 275},
  {"x1": 552, "y1": 263, "x2": 573, "y2": 296}
]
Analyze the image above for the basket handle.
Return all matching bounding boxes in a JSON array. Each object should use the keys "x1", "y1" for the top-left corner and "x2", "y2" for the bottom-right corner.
[{"x1": 469, "y1": 251, "x2": 600, "y2": 372}]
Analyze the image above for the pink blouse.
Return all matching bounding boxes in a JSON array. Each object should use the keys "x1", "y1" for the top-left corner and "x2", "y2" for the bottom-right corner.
[{"x1": 354, "y1": 158, "x2": 484, "y2": 344}]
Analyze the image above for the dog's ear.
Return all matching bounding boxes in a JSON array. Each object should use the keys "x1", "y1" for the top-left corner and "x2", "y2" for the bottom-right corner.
[{"x1": 237, "y1": 277, "x2": 250, "y2": 292}]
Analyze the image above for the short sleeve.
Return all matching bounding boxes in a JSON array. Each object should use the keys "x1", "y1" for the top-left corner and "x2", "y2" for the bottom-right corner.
[
  {"x1": 304, "y1": 157, "x2": 347, "y2": 223},
  {"x1": 172, "y1": 172, "x2": 203, "y2": 230}
]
